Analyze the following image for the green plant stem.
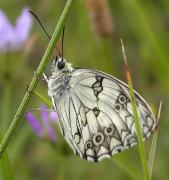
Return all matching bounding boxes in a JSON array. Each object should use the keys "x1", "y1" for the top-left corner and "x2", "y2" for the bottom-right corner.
[
  {"x1": 148, "y1": 101, "x2": 162, "y2": 178},
  {"x1": 128, "y1": 79, "x2": 150, "y2": 180},
  {"x1": 2, "y1": 84, "x2": 11, "y2": 133},
  {"x1": 0, "y1": 0, "x2": 75, "y2": 159},
  {"x1": 148, "y1": 130, "x2": 158, "y2": 178},
  {"x1": 0, "y1": 132, "x2": 14, "y2": 180},
  {"x1": 35, "y1": 91, "x2": 52, "y2": 107},
  {"x1": 121, "y1": 39, "x2": 150, "y2": 180}
]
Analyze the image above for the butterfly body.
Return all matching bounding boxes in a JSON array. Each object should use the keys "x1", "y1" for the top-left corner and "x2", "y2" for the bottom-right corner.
[
  {"x1": 47, "y1": 57, "x2": 156, "y2": 162},
  {"x1": 48, "y1": 61, "x2": 72, "y2": 100}
]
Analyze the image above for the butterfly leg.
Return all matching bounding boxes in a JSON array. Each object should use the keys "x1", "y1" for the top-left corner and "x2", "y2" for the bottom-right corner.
[
  {"x1": 43, "y1": 73, "x2": 49, "y2": 83},
  {"x1": 26, "y1": 108, "x2": 56, "y2": 113},
  {"x1": 33, "y1": 71, "x2": 48, "y2": 82}
]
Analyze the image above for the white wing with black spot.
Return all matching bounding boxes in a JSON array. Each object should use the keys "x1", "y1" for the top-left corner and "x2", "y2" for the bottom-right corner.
[{"x1": 52, "y1": 68, "x2": 157, "y2": 162}]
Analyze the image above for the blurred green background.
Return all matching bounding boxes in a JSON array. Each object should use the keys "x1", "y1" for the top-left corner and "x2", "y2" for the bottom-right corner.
[{"x1": 0, "y1": 0, "x2": 169, "y2": 179}]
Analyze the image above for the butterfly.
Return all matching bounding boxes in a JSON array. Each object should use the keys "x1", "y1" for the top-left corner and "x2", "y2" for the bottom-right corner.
[
  {"x1": 28, "y1": 12, "x2": 156, "y2": 162},
  {"x1": 44, "y1": 55, "x2": 157, "y2": 162}
]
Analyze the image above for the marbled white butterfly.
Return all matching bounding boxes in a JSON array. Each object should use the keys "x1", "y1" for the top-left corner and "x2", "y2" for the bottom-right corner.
[{"x1": 44, "y1": 55, "x2": 156, "y2": 162}]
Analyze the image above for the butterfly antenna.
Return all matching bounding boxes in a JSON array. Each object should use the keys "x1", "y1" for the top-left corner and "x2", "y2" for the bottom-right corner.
[
  {"x1": 61, "y1": 26, "x2": 65, "y2": 58},
  {"x1": 28, "y1": 10, "x2": 61, "y2": 57}
]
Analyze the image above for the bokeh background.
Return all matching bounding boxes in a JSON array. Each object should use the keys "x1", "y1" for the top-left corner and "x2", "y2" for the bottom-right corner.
[{"x1": 0, "y1": 0, "x2": 169, "y2": 179}]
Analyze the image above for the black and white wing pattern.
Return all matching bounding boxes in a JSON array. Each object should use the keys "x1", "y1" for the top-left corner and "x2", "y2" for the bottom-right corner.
[{"x1": 53, "y1": 69, "x2": 157, "y2": 162}]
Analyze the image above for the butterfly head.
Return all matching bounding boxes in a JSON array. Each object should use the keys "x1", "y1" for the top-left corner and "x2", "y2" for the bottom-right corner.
[
  {"x1": 51, "y1": 56, "x2": 66, "y2": 72},
  {"x1": 51, "y1": 56, "x2": 73, "y2": 74}
]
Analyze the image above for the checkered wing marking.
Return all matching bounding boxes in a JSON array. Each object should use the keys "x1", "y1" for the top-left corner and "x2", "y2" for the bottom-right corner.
[{"x1": 53, "y1": 69, "x2": 157, "y2": 162}]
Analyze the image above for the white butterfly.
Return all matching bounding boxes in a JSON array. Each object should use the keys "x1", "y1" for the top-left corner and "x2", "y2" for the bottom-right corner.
[{"x1": 45, "y1": 57, "x2": 157, "y2": 162}]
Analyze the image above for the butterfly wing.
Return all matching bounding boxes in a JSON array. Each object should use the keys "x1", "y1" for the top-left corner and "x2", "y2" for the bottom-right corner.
[{"x1": 52, "y1": 68, "x2": 156, "y2": 162}]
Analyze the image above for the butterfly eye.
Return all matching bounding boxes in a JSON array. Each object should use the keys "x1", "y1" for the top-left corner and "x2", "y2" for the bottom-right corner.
[
  {"x1": 93, "y1": 132, "x2": 104, "y2": 146},
  {"x1": 85, "y1": 141, "x2": 93, "y2": 149},
  {"x1": 57, "y1": 59, "x2": 65, "y2": 70},
  {"x1": 118, "y1": 94, "x2": 127, "y2": 104},
  {"x1": 104, "y1": 125, "x2": 114, "y2": 136}
]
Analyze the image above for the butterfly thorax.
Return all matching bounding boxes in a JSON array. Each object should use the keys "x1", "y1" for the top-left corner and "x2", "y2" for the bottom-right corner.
[{"x1": 48, "y1": 61, "x2": 73, "y2": 101}]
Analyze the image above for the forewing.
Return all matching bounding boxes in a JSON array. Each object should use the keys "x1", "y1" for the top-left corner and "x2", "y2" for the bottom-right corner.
[{"x1": 54, "y1": 69, "x2": 157, "y2": 162}]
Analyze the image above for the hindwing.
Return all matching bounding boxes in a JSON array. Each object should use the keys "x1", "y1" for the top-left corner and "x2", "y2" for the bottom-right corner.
[{"x1": 52, "y1": 69, "x2": 156, "y2": 162}]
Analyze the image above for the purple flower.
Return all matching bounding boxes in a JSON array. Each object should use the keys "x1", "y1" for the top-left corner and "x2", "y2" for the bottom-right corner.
[
  {"x1": 25, "y1": 105, "x2": 58, "y2": 143},
  {"x1": 0, "y1": 7, "x2": 32, "y2": 53}
]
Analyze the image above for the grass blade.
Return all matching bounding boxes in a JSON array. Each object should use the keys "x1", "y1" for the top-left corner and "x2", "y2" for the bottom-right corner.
[
  {"x1": 148, "y1": 101, "x2": 162, "y2": 178},
  {"x1": 121, "y1": 39, "x2": 150, "y2": 180},
  {"x1": 35, "y1": 90, "x2": 52, "y2": 107}
]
